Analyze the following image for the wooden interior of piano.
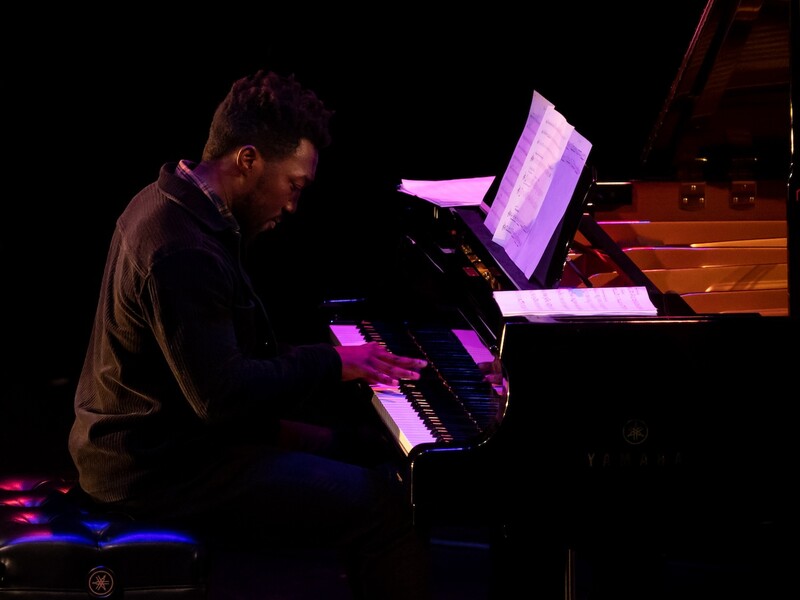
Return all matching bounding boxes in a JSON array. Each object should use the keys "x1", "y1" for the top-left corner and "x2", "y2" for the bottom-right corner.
[
  {"x1": 562, "y1": 180, "x2": 790, "y2": 316},
  {"x1": 559, "y1": 0, "x2": 792, "y2": 317}
]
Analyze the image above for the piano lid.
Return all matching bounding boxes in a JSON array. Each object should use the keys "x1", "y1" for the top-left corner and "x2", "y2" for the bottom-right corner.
[{"x1": 639, "y1": 0, "x2": 792, "y2": 182}]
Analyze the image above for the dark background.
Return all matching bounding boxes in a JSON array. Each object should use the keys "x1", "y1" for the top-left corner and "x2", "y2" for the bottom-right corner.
[{"x1": 6, "y1": 4, "x2": 708, "y2": 397}]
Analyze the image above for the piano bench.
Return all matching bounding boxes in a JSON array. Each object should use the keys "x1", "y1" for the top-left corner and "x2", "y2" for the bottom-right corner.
[{"x1": 0, "y1": 474, "x2": 208, "y2": 599}]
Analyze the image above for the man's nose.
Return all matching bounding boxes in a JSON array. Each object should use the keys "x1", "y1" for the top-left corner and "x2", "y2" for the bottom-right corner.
[{"x1": 284, "y1": 197, "x2": 299, "y2": 214}]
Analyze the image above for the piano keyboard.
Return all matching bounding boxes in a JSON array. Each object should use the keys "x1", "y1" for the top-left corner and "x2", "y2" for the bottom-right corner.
[{"x1": 330, "y1": 322, "x2": 501, "y2": 456}]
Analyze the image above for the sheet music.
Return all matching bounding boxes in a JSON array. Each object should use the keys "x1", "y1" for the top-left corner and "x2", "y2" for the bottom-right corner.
[
  {"x1": 482, "y1": 90, "x2": 592, "y2": 280},
  {"x1": 504, "y1": 128, "x2": 592, "y2": 278},
  {"x1": 493, "y1": 286, "x2": 658, "y2": 317},
  {"x1": 483, "y1": 91, "x2": 553, "y2": 233},
  {"x1": 398, "y1": 176, "x2": 495, "y2": 207},
  {"x1": 490, "y1": 103, "x2": 572, "y2": 250}
]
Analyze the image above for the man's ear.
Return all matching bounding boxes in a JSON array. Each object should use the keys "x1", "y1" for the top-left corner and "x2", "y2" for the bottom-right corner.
[{"x1": 236, "y1": 145, "x2": 259, "y2": 173}]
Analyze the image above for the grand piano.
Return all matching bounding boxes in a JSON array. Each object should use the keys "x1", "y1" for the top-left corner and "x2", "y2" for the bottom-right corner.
[{"x1": 330, "y1": 0, "x2": 797, "y2": 597}]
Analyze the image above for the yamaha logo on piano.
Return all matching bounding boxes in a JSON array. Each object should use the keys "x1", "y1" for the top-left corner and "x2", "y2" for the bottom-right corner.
[
  {"x1": 622, "y1": 418, "x2": 648, "y2": 445},
  {"x1": 585, "y1": 418, "x2": 683, "y2": 468}
]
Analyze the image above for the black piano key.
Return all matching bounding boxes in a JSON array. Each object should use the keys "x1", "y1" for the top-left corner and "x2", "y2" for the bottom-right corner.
[{"x1": 356, "y1": 320, "x2": 501, "y2": 442}]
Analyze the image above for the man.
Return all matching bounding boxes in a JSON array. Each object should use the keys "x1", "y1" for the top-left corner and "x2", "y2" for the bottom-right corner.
[{"x1": 69, "y1": 69, "x2": 431, "y2": 599}]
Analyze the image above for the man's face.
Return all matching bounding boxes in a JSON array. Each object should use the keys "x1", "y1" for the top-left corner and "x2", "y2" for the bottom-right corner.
[{"x1": 236, "y1": 138, "x2": 319, "y2": 243}]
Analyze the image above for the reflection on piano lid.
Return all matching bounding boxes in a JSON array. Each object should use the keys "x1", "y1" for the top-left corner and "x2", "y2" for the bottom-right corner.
[{"x1": 639, "y1": 0, "x2": 792, "y2": 182}]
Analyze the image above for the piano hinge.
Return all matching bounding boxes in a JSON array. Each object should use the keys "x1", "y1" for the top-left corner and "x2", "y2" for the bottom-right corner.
[
  {"x1": 729, "y1": 180, "x2": 757, "y2": 209},
  {"x1": 678, "y1": 182, "x2": 706, "y2": 211}
]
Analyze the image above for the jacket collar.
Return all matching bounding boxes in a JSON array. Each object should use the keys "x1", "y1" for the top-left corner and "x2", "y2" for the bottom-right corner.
[{"x1": 157, "y1": 162, "x2": 235, "y2": 234}]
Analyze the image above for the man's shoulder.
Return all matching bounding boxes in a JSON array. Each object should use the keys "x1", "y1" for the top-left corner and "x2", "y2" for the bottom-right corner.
[
  {"x1": 121, "y1": 181, "x2": 191, "y2": 236},
  {"x1": 121, "y1": 165, "x2": 221, "y2": 234},
  {"x1": 116, "y1": 176, "x2": 230, "y2": 272}
]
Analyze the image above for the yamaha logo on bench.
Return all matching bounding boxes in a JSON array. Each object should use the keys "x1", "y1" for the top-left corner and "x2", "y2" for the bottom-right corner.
[{"x1": 87, "y1": 566, "x2": 116, "y2": 598}]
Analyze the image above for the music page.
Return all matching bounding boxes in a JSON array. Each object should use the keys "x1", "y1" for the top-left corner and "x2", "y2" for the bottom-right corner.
[
  {"x1": 482, "y1": 90, "x2": 591, "y2": 281},
  {"x1": 489, "y1": 102, "x2": 572, "y2": 251},
  {"x1": 493, "y1": 286, "x2": 658, "y2": 317},
  {"x1": 504, "y1": 128, "x2": 592, "y2": 278},
  {"x1": 398, "y1": 176, "x2": 495, "y2": 207},
  {"x1": 483, "y1": 91, "x2": 554, "y2": 234}
]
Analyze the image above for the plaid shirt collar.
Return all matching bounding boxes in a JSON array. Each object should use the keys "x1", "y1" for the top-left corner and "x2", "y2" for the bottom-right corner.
[{"x1": 176, "y1": 159, "x2": 239, "y2": 231}]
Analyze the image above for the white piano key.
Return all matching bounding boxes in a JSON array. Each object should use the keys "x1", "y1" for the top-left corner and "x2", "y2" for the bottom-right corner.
[
  {"x1": 330, "y1": 323, "x2": 437, "y2": 455},
  {"x1": 372, "y1": 386, "x2": 437, "y2": 455}
]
